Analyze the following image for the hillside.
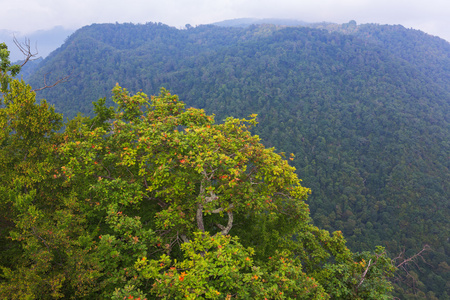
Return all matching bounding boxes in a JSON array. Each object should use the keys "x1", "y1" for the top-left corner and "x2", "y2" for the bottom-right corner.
[{"x1": 27, "y1": 22, "x2": 450, "y2": 298}]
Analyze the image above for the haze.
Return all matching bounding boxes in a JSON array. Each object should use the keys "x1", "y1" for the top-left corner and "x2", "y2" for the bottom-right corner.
[{"x1": 1, "y1": 0, "x2": 449, "y2": 61}]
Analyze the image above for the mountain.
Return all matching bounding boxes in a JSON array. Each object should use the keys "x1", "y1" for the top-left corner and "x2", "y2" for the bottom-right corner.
[
  {"x1": 313, "y1": 21, "x2": 450, "y2": 93},
  {"x1": 212, "y1": 18, "x2": 309, "y2": 27},
  {"x1": 14, "y1": 57, "x2": 43, "y2": 81},
  {"x1": 27, "y1": 21, "x2": 450, "y2": 298}
]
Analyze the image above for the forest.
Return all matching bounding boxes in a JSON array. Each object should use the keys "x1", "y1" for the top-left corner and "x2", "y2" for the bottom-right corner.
[
  {"x1": 1, "y1": 45, "x2": 396, "y2": 299},
  {"x1": 2, "y1": 20, "x2": 450, "y2": 299}
]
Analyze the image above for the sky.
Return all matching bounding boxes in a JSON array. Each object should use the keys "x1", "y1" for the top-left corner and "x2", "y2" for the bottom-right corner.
[{"x1": 1, "y1": 0, "x2": 450, "y2": 42}]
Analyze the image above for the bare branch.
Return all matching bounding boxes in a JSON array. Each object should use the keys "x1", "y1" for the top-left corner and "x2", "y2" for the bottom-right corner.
[
  {"x1": 13, "y1": 36, "x2": 38, "y2": 67},
  {"x1": 354, "y1": 249, "x2": 389, "y2": 294},
  {"x1": 196, "y1": 202, "x2": 205, "y2": 232},
  {"x1": 32, "y1": 73, "x2": 71, "y2": 92},
  {"x1": 211, "y1": 204, "x2": 234, "y2": 214},
  {"x1": 395, "y1": 244, "x2": 430, "y2": 269},
  {"x1": 215, "y1": 210, "x2": 234, "y2": 235},
  {"x1": 357, "y1": 259, "x2": 372, "y2": 289},
  {"x1": 391, "y1": 245, "x2": 431, "y2": 294},
  {"x1": 204, "y1": 190, "x2": 218, "y2": 203},
  {"x1": 180, "y1": 234, "x2": 189, "y2": 243}
]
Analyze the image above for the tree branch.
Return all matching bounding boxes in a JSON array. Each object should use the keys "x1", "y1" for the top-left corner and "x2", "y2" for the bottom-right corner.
[
  {"x1": 197, "y1": 202, "x2": 205, "y2": 232},
  {"x1": 357, "y1": 259, "x2": 372, "y2": 289},
  {"x1": 391, "y1": 244, "x2": 431, "y2": 294},
  {"x1": 395, "y1": 244, "x2": 430, "y2": 269},
  {"x1": 13, "y1": 36, "x2": 38, "y2": 67},
  {"x1": 215, "y1": 210, "x2": 233, "y2": 235},
  {"x1": 211, "y1": 204, "x2": 234, "y2": 214},
  {"x1": 32, "y1": 73, "x2": 71, "y2": 92}
]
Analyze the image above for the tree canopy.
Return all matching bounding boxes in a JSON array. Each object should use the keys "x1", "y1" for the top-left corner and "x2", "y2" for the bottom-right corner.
[{"x1": 0, "y1": 49, "x2": 395, "y2": 298}]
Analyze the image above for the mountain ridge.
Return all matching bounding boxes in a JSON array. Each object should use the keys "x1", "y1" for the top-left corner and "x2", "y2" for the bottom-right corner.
[{"x1": 25, "y1": 21, "x2": 450, "y2": 298}]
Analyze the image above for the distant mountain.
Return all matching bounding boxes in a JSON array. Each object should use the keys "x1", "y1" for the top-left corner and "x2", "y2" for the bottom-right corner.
[
  {"x1": 212, "y1": 18, "x2": 309, "y2": 27},
  {"x1": 0, "y1": 26, "x2": 74, "y2": 62},
  {"x1": 26, "y1": 21, "x2": 450, "y2": 298}
]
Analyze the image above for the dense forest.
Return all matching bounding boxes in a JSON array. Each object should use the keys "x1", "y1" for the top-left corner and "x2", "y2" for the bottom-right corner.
[
  {"x1": 1, "y1": 44, "x2": 396, "y2": 299},
  {"x1": 4, "y1": 20, "x2": 450, "y2": 298}
]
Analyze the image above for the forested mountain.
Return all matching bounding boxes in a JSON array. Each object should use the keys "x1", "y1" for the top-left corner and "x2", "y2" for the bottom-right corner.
[
  {"x1": 15, "y1": 57, "x2": 43, "y2": 79},
  {"x1": 212, "y1": 18, "x2": 309, "y2": 27},
  {"x1": 26, "y1": 21, "x2": 450, "y2": 298}
]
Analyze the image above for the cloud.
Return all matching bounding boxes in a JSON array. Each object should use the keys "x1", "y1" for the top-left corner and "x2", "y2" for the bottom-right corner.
[{"x1": 1, "y1": 0, "x2": 449, "y2": 41}]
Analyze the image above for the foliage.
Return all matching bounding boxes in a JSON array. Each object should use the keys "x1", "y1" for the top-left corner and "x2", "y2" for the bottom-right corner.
[
  {"x1": 0, "y1": 47, "x2": 396, "y2": 299},
  {"x1": 0, "y1": 42, "x2": 21, "y2": 93},
  {"x1": 25, "y1": 21, "x2": 450, "y2": 298},
  {"x1": 138, "y1": 232, "x2": 327, "y2": 299},
  {"x1": 0, "y1": 59, "x2": 101, "y2": 298}
]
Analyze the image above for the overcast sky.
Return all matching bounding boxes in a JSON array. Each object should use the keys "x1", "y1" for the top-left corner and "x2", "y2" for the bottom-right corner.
[{"x1": 1, "y1": 0, "x2": 450, "y2": 42}]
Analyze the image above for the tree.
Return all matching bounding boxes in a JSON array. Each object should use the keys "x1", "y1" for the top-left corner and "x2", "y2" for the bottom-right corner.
[
  {"x1": 0, "y1": 45, "x2": 101, "y2": 299},
  {"x1": 1, "y1": 44, "x2": 395, "y2": 297},
  {"x1": 56, "y1": 85, "x2": 395, "y2": 298},
  {"x1": 0, "y1": 42, "x2": 21, "y2": 93}
]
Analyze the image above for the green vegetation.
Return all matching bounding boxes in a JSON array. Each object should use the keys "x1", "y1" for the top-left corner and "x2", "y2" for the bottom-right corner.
[
  {"x1": 4, "y1": 20, "x2": 450, "y2": 298},
  {"x1": 0, "y1": 51, "x2": 396, "y2": 298},
  {"x1": 24, "y1": 22, "x2": 450, "y2": 298}
]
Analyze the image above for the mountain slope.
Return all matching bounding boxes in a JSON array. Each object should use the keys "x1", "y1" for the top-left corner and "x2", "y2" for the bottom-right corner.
[
  {"x1": 313, "y1": 21, "x2": 450, "y2": 93},
  {"x1": 27, "y1": 22, "x2": 450, "y2": 298}
]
